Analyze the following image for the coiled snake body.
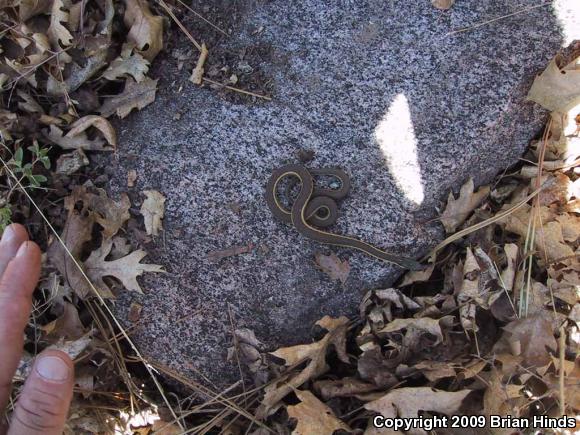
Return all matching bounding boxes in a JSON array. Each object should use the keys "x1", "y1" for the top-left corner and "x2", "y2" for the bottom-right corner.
[{"x1": 265, "y1": 164, "x2": 422, "y2": 270}]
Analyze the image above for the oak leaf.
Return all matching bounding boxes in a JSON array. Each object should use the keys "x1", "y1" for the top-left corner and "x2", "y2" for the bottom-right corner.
[
  {"x1": 287, "y1": 390, "x2": 351, "y2": 435},
  {"x1": 48, "y1": 0, "x2": 73, "y2": 48},
  {"x1": 48, "y1": 210, "x2": 96, "y2": 299},
  {"x1": 365, "y1": 387, "x2": 471, "y2": 421},
  {"x1": 84, "y1": 237, "x2": 164, "y2": 296},
  {"x1": 66, "y1": 115, "x2": 117, "y2": 149},
  {"x1": 124, "y1": 0, "x2": 163, "y2": 61},
  {"x1": 527, "y1": 55, "x2": 580, "y2": 112},
  {"x1": 46, "y1": 125, "x2": 109, "y2": 151},
  {"x1": 441, "y1": 178, "x2": 489, "y2": 233},
  {"x1": 257, "y1": 316, "x2": 349, "y2": 418},
  {"x1": 99, "y1": 77, "x2": 157, "y2": 118},
  {"x1": 102, "y1": 51, "x2": 150, "y2": 82}
]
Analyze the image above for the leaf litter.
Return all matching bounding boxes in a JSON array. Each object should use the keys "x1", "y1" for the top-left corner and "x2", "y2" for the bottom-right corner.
[{"x1": 0, "y1": 0, "x2": 578, "y2": 432}]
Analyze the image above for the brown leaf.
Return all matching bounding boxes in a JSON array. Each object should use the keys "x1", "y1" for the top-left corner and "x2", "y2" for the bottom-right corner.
[
  {"x1": 493, "y1": 314, "x2": 557, "y2": 368},
  {"x1": 128, "y1": 302, "x2": 143, "y2": 322},
  {"x1": 99, "y1": 77, "x2": 157, "y2": 118},
  {"x1": 127, "y1": 169, "x2": 137, "y2": 187},
  {"x1": 377, "y1": 316, "x2": 453, "y2": 346},
  {"x1": 84, "y1": 237, "x2": 164, "y2": 296},
  {"x1": 48, "y1": 0, "x2": 73, "y2": 48},
  {"x1": 69, "y1": 186, "x2": 131, "y2": 239},
  {"x1": 55, "y1": 149, "x2": 89, "y2": 175},
  {"x1": 19, "y1": 0, "x2": 52, "y2": 21},
  {"x1": 399, "y1": 263, "x2": 435, "y2": 286},
  {"x1": 207, "y1": 243, "x2": 254, "y2": 263},
  {"x1": 413, "y1": 360, "x2": 456, "y2": 382},
  {"x1": 431, "y1": 0, "x2": 454, "y2": 10},
  {"x1": 140, "y1": 190, "x2": 165, "y2": 236},
  {"x1": 441, "y1": 178, "x2": 490, "y2": 233},
  {"x1": 314, "y1": 252, "x2": 350, "y2": 284},
  {"x1": 41, "y1": 301, "x2": 86, "y2": 340},
  {"x1": 527, "y1": 55, "x2": 580, "y2": 112},
  {"x1": 66, "y1": 115, "x2": 117, "y2": 149},
  {"x1": 124, "y1": 0, "x2": 164, "y2": 61},
  {"x1": 102, "y1": 51, "x2": 150, "y2": 82},
  {"x1": 500, "y1": 243, "x2": 519, "y2": 292},
  {"x1": 46, "y1": 125, "x2": 108, "y2": 151},
  {"x1": 365, "y1": 387, "x2": 471, "y2": 420},
  {"x1": 483, "y1": 370, "x2": 525, "y2": 424},
  {"x1": 48, "y1": 211, "x2": 95, "y2": 299},
  {"x1": 287, "y1": 390, "x2": 351, "y2": 435},
  {"x1": 555, "y1": 213, "x2": 580, "y2": 242},
  {"x1": 257, "y1": 316, "x2": 349, "y2": 418},
  {"x1": 314, "y1": 377, "x2": 379, "y2": 400}
]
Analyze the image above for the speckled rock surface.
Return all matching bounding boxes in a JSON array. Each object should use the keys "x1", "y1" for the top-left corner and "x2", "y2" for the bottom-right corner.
[{"x1": 104, "y1": 0, "x2": 570, "y2": 388}]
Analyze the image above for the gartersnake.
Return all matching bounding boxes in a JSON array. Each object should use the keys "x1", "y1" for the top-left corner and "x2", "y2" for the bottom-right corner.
[{"x1": 265, "y1": 164, "x2": 423, "y2": 270}]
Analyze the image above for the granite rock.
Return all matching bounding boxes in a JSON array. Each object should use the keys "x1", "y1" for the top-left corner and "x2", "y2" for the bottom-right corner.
[{"x1": 103, "y1": 0, "x2": 573, "y2": 388}]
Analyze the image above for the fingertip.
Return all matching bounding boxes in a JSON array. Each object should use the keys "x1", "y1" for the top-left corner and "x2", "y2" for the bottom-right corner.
[
  {"x1": 8, "y1": 350, "x2": 74, "y2": 435},
  {"x1": 1, "y1": 223, "x2": 29, "y2": 245},
  {"x1": 34, "y1": 350, "x2": 74, "y2": 383},
  {"x1": 15, "y1": 240, "x2": 41, "y2": 261}
]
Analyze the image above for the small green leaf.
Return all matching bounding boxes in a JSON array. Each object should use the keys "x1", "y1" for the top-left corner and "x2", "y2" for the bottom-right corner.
[
  {"x1": 31, "y1": 174, "x2": 47, "y2": 185},
  {"x1": 14, "y1": 147, "x2": 23, "y2": 164}
]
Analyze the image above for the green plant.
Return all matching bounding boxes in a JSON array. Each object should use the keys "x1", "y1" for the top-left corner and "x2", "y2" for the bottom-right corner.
[
  {"x1": 0, "y1": 205, "x2": 11, "y2": 231},
  {"x1": 8, "y1": 141, "x2": 50, "y2": 187}
]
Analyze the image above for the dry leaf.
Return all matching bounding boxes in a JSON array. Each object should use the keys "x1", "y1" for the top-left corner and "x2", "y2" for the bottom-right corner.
[
  {"x1": 555, "y1": 213, "x2": 580, "y2": 242},
  {"x1": 257, "y1": 316, "x2": 349, "y2": 418},
  {"x1": 441, "y1": 178, "x2": 490, "y2": 233},
  {"x1": 127, "y1": 169, "x2": 137, "y2": 187},
  {"x1": 314, "y1": 377, "x2": 378, "y2": 400},
  {"x1": 207, "y1": 243, "x2": 254, "y2": 263},
  {"x1": 100, "y1": 77, "x2": 157, "y2": 118},
  {"x1": 431, "y1": 0, "x2": 454, "y2": 10},
  {"x1": 527, "y1": 55, "x2": 580, "y2": 112},
  {"x1": 458, "y1": 247, "x2": 484, "y2": 332},
  {"x1": 56, "y1": 149, "x2": 89, "y2": 175},
  {"x1": 46, "y1": 125, "x2": 108, "y2": 151},
  {"x1": 102, "y1": 51, "x2": 150, "y2": 82},
  {"x1": 399, "y1": 263, "x2": 435, "y2": 286},
  {"x1": 314, "y1": 252, "x2": 350, "y2": 284},
  {"x1": 483, "y1": 370, "x2": 524, "y2": 419},
  {"x1": 48, "y1": 0, "x2": 73, "y2": 48},
  {"x1": 365, "y1": 387, "x2": 471, "y2": 421},
  {"x1": 124, "y1": 0, "x2": 163, "y2": 61},
  {"x1": 140, "y1": 190, "x2": 165, "y2": 236},
  {"x1": 84, "y1": 237, "x2": 164, "y2": 296},
  {"x1": 19, "y1": 0, "x2": 52, "y2": 20},
  {"x1": 69, "y1": 186, "x2": 131, "y2": 240},
  {"x1": 493, "y1": 314, "x2": 556, "y2": 368},
  {"x1": 48, "y1": 211, "x2": 96, "y2": 299},
  {"x1": 128, "y1": 302, "x2": 143, "y2": 322},
  {"x1": 41, "y1": 301, "x2": 86, "y2": 340},
  {"x1": 287, "y1": 390, "x2": 351, "y2": 435},
  {"x1": 377, "y1": 316, "x2": 453, "y2": 345},
  {"x1": 500, "y1": 243, "x2": 519, "y2": 292},
  {"x1": 413, "y1": 360, "x2": 456, "y2": 382},
  {"x1": 66, "y1": 115, "x2": 117, "y2": 148}
]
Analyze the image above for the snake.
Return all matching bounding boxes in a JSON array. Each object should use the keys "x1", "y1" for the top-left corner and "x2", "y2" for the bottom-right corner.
[{"x1": 265, "y1": 163, "x2": 423, "y2": 270}]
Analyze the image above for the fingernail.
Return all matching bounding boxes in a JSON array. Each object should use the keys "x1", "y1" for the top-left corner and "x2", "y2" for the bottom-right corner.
[
  {"x1": 35, "y1": 355, "x2": 71, "y2": 382},
  {"x1": 1, "y1": 225, "x2": 17, "y2": 244},
  {"x1": 15, "y1": 241, "x2": 29, "y2": 258}
]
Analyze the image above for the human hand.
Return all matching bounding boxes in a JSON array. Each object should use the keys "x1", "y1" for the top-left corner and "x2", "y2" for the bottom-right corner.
[{"x1": 0, "y1": 224, "x2": 74, "y2": 435}]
